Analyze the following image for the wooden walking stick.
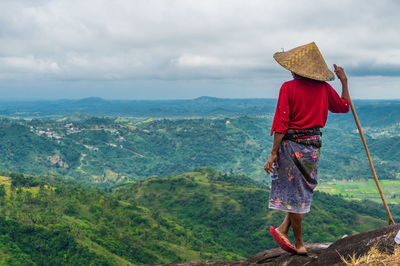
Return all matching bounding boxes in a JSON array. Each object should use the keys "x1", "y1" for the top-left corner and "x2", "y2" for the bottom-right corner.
[{"x1": 348, "y1": 96, "x2": 395, "y2": 225}]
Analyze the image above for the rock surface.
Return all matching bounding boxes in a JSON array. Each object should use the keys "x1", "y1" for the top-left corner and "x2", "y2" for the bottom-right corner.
[
  {"x1": 158, "y1": 224, "x2": 400, "y2": 266},
  {"x1": 245, "y1": 242, "x2": 331, "y2": 265}
]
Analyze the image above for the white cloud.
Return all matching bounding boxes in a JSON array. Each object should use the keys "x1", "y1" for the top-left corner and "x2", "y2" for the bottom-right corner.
[
  {"x1": 173, "y1": 55, "x2": 264, "y2": 69},
  {"x1": 0, "y1": 0, "x2": 399, "y2": 98},
  {"x1": 0, "y1": 56, "x2": 59, "y2": 74}
]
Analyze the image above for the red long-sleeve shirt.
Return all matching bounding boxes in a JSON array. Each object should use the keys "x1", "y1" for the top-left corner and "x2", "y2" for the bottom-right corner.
[{"x1": 270, "y1": 78, "x2": 350, "y2": 136}]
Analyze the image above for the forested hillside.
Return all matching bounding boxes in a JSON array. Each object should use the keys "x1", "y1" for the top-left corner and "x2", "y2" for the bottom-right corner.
[
  {"x1": 0, "y1": 168, "x2": 394, "y2": 264},
  {"x1": 0, "y1": 114, "x2": 398, "y2": 185}
]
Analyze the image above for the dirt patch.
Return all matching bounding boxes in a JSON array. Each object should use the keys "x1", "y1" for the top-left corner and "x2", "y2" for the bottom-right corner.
[{"x1": 48, "y1": 154, "x2": 69, "y2": 168}]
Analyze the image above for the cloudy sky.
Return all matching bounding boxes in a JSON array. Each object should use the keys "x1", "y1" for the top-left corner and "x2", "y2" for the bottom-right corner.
[{"x1": 0, "y1": 0, "x2": 400, "y2": 100}]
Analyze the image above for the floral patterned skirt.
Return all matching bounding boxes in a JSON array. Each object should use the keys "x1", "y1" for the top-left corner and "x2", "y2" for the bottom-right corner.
[{"x1": 269, "y1": 136, "x2": 320, "y2": 214}]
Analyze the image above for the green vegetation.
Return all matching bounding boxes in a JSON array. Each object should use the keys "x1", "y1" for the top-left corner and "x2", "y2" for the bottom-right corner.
[
  {"x1": 0, "y1": 168, "x2": 394, "y2": 264},
  {"x1": 0, "y1": 115, "x2": 398, "y2": 185},
  {"x1": 0, "y1": 98, "x2": 398, "y2": 264},
  {"x1": 0, "y1": 217, "x2": 109, "y2": 265},
  {"x1": 116, "y1": 167, "x2": 392, "y2": 257},
  {"x1": 0, "y1": 173, "x2": 215, "y2": 264},
  {"x1": 317, "y1": 179, "x2": 400, "y2": 205}
]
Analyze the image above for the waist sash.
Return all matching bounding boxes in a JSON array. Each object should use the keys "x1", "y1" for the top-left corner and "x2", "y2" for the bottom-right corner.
[{"x1": 283, "y1": 128, "x2": 322, "y2": 148}]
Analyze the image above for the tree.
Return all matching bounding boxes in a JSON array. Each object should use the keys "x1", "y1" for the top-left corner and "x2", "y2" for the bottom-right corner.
[
  {"x1": 0, "y1": 184, "x2": 6, "y2": 201},
  {"x1": 10, "y1": 173, "x2": 25, "y2": 188}
]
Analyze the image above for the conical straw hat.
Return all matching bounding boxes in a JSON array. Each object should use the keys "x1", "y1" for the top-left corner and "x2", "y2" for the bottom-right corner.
[{"x1": 273, "y1": 42, "x2": 335, "y2": 81}]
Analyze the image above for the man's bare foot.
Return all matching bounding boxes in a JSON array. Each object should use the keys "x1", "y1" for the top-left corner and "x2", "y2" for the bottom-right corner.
[
  {"x1": 276, "y1": 228, "x2": 291, "y2": 245},
  {"x1": 295, "y1": 245, "x2": 307, "y2": 254}
]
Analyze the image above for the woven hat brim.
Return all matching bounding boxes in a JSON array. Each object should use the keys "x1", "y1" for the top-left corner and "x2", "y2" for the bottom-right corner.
[{"x1": 273, "y1": 42, "x2": 335, "y2": 81}]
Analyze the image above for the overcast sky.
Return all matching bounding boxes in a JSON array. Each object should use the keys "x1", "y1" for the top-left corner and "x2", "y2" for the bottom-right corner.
[{"x1": 0, "y1": 0, "x2": 400, "y2": 100}]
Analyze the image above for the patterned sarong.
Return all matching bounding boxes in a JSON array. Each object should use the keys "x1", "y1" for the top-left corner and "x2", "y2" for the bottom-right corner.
[{"x1": 269, "y1": 130, "x2": 321, "y2": 213}]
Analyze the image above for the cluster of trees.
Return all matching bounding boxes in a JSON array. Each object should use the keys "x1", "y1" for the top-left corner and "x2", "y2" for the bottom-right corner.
[
  {"x1": 0, "y1": 217, "x2": 110, "y2": 265},
  {"x1": 9, "y1": 173, "x2": 41, "y2": 188}
]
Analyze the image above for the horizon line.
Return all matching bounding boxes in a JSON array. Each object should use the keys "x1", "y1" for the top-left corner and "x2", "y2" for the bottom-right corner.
[{"x1": 0, "y1": 96, "x2": 400, "y2": 102}]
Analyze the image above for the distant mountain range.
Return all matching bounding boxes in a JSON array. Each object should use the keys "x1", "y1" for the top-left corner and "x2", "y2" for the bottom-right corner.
[
  {"x1": 0, "y1": 96, "x2": 274, "y2": 118},
  {"x1": 1, "y1": 97, "x2": 399, "y2": 127}
]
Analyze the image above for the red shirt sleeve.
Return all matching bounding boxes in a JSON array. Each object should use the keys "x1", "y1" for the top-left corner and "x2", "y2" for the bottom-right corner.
[
  {"x1": 326, "y1": 83, "x2": 350, "y2": 113},
  {"x1": 270, "y1": 83, "x2": 290, "y2": 135}
]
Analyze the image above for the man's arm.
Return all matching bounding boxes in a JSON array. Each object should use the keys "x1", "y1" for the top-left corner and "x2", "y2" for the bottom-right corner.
[{"x1": 334, "y1": 64, "x2": 350, "y2": 102}]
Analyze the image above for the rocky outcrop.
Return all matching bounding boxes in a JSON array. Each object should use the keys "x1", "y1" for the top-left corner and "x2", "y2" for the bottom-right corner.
[
  {"x1": 160, "y1": 224, "x2": 400, "y2": 266},
  {"x1": 246, "y1": 242, "x2": 331, "y2": 265}
]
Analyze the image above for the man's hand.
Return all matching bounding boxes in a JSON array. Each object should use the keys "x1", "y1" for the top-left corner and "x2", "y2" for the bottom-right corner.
[
  {"x1": 333, "y1": 64, "x2": 347, "y2": 83},
  {"x1": 334, "y1": 64, "x2": 350, "y2": 101},
  {"x1": 264, "y1": 152, "x2": 278, "y2": 175}
]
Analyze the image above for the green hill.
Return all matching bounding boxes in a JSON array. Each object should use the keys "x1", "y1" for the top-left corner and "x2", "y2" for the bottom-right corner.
[
  {"x1": 0, "y1": 116, "x2": 398, "y2": 185},
  {"x1": 0, "y1": 168, "x2": 392, "y2": 264},
  {"x1": 116, "y1": 167, "x2": 391, "y2": 257}
]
